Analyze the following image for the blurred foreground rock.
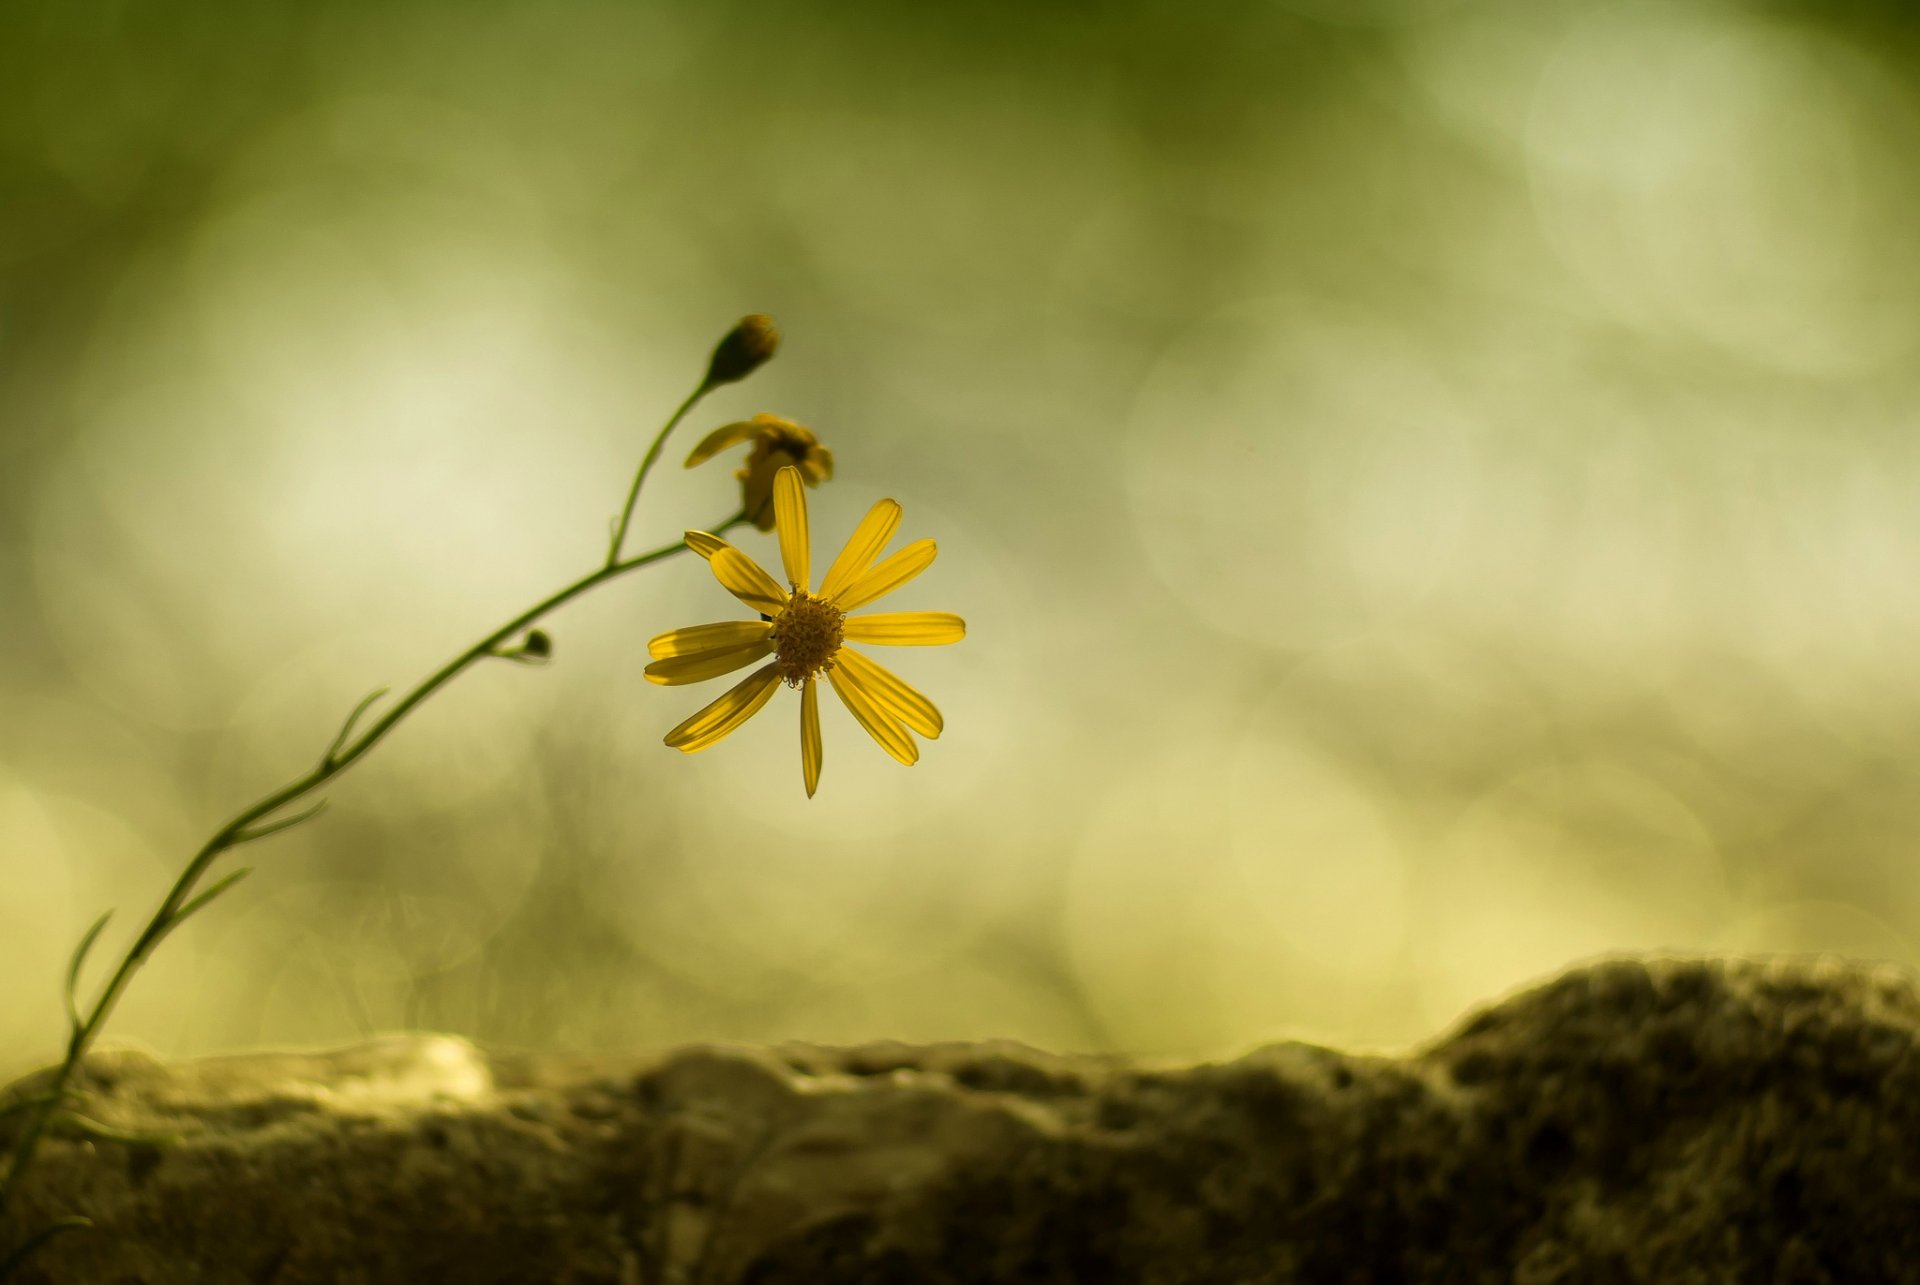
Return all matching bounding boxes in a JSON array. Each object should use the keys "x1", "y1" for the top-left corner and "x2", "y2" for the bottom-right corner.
[{"x1": 4, "y1": 955, "x2": 1919, "y2": 1283}]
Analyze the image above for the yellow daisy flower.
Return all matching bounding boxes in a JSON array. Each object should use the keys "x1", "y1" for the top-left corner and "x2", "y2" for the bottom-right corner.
[
  {"x1": 683, "y1": 413, "x2": 834, "y2": 531},
  {"x1": 647, "y1": 465, "x2": 964, "y2": 797}
]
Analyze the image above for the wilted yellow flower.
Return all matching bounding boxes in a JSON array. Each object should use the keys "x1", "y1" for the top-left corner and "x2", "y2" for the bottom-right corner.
[
  {"x1": 684, "y1": 413, "x2": 834, "y2": 531},
  {"x1": 647, "y1": 466, "x2": 964, "y2": 797}
]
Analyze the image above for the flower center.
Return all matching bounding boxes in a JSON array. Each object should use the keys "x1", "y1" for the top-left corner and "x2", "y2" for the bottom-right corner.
[{"x1": 771, "y1": 589, "x2": 844, "y2": 686}]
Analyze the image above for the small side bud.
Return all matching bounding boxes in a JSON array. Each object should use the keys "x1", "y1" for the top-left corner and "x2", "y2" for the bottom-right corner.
[
  {"x1": 703, "y1": 314, "x2": 780, "y2": 388},
  {"x1": 492, "y1": 629, "x2": 553, "y2": 665}
]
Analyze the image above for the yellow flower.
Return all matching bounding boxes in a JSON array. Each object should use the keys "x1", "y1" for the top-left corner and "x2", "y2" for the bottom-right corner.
[
  {"x1": 647, "y1": 466, "x2": 964, "y2": 797},
  {"x1": 684, "y1": 413, "x2": 834, "y2": 531}
]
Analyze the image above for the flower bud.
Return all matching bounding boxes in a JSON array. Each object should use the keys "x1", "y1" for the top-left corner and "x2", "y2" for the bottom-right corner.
[
  {"x1": 702, "y1": 314, "x2": 780, "y2": 389},
  {"x1": 493, "y1": 629, "x2": 553, "y2": 664}
]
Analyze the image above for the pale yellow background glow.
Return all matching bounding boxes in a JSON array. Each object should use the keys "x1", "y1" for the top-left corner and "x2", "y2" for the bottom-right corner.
[{"x1": 5, "y1": 0, "x2": 1920, "y2": 1074}]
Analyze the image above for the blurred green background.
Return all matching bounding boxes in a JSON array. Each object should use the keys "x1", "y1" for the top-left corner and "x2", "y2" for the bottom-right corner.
[{"x1": 6, "y1": 0, "x2": 1920, "y2": 1074}]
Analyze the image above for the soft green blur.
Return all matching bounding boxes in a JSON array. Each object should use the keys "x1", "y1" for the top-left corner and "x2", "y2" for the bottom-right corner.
[{"x1": 6, "y1": 0, "x2": 1920, "y2": 1073}]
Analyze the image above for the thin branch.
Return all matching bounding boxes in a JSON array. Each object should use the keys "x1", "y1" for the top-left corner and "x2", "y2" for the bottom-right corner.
[
  {"x1": 608, "y1": 383, "x2": 709, "y2": 566},
  {"x1": 231, "y1": 800, "x2": 329, "y2": 846},
  {"x1": 324, "y1": 687, "x2": 390, "y2": 767},
  {"x1": 333, "y1": 515, "x2": 744, "y2": 772},
  {"x1": 153, "y1": 869, "x2": 254, "y2": 949},
  {"x1": 0, "y1": 514, "x2": 747, "y2": 1225},
  {"x1": 63, "y1": 913, "x2": 112, "y2": 1040}
]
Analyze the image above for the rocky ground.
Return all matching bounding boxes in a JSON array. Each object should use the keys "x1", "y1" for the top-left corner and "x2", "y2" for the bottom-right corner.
[{"x1": 3, "y1": 955, "x2": 1918, "y2": 1283}]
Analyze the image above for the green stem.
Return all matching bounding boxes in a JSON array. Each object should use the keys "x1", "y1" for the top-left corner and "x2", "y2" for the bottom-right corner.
[
  {"x1": 607, "y1": 382, "x2": 710, "y2": 567},
  {"x1": 0, "y1": 511, "x2": 747, "y2": 1226}
]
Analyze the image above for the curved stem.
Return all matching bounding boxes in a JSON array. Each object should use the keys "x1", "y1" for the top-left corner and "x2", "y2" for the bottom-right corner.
[
  {"x1": 608, "y1": 382, "x2": 710, "y2": 567},
  {"x1": 0, "y1": 510, "x2": 747, "y2": 1220}
]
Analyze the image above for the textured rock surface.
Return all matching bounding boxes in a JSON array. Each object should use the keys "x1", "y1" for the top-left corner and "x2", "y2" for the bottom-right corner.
[{"x1": 4, "y1": 955, "x2": 1919, "y2": 1283}]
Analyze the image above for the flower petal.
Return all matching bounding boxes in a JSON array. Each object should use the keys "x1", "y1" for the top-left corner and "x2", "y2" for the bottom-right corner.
[
  {"x1": 835, "y1": 647, "x2": 942, "y2": 738},
  {"x1": 773, "y1": 466, "x2": 810, "y2": 591},
  {"x1": 801, "y1": 677, "x2": 823, "y2": 798},
  {"x1": 819, "y1": 499, "x2": 903, "y2": 602},
  {"x1": 711, "y1": 547, "x2": 788, "y2": 615},
  {"x1": 664, "y1": 663, "x2": 781, "y2": 752},
  {"x1": 648, "y1": 620, "x2": 773, "y2": 660},
  {"x1": 743, "y1": 465, "x2": 781, "y2": 531},
  {"x1": 683, "y1": 420, "x2": 760, "y2": 469},
  {"x1": 835, "y1": 539, "x2": 937, "y2": 611},
  {"x1": 828, "y1": 666, "x2": 918, "y2": 766},
  {"x1": 841, "y1": 612, "x2": 966, "y2": 646},
  {"x1": 645, "y1": 639, "x2": 774, "y2": 685},
  {"x1": 684, "y1": 530, "x2": 733, "y2": 561}
]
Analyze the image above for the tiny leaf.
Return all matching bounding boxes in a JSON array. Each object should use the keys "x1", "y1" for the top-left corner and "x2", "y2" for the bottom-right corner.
[{"x1": 63, "y1": 912, "x2": 113, "y2": 1038}]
